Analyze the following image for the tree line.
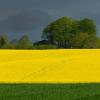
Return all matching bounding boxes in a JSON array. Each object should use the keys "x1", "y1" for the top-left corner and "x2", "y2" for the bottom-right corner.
[{"x1": 0, "y1": 16, "x2": 100, "y2": 49}]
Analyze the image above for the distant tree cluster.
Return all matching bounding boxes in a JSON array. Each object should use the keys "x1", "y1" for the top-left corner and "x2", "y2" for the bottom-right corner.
[
  {"x1": 0, "y1": 16, "x2": 100, "y2": 49},
  {"x1": 0, "y1": 35, "x2": 33, "y2": 49},
  {"x1": 42, "y1": 17, "x2": 100, "y2": 49}
]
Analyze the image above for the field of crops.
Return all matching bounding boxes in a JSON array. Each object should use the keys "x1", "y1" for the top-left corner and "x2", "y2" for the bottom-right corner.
[
  {"x1": 0, "y1": 83, "x2": 100, "y2": 100},
  {"x1": 0, "y1": 49, "x2": 100, "y2": 99},
  {"x1": 0, "y1": 49, "x2": 100, "y2": 83}
]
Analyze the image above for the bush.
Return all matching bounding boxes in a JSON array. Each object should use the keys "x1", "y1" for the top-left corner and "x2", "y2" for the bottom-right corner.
[{"x1": 33, "y1": 44, "x2": 57, "y2": 50}]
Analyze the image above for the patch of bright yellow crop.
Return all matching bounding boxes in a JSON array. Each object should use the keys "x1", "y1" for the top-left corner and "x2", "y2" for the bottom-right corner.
[{"x1": 0, "y1": 49, "x2": 100, "y2": 83}]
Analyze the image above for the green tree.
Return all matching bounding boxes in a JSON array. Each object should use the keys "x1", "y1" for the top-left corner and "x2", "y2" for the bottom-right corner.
[
  {"x1": 79, "y1": 18, "x2": 97, "y2": 35},
  {"x1": 71, "y1": 20, "x2": 80, "y2": 35},
  {"x1": 70, "y1": 32, "x2": 89, "y2": 48},
  {"x1": 0, "y1": 35, "x2": 9, "y2": 49},
  {"x1": 42, "y1": 16, "x2": 98, "y2": 49},
  {"x1": 33, "y1": 44, "x2": 57, "y2": 50},
  {"x1": 70, "y1": 32, "x2": 100, "y2": 49},
  {"x1": 15, "y1": 35, "x2": 33, "y2": 49},
  {"x1": 43, "y1": 16, "x2": 73, "y2": 48},
  {"x1": 69, "y1": 18, "x2": 97, "y2": 49},
  {"x1": 83, "y1": 35, "x2": 100, "y2": 49}
]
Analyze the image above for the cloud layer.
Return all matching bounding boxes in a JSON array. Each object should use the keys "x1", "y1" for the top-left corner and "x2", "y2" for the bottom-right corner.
[{"x1": 0, "y1": 0, "x2": 100, "y2": 41}]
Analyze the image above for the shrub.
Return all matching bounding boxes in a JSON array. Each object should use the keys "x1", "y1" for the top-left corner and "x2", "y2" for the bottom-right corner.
[{"x1": 33, "y1": 44, "x2": 57, "y2": 50}]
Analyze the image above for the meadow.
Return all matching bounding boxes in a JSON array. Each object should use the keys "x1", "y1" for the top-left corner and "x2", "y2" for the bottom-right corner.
[
  {"x1": 0, "y1": 49, "x2": 100, "y2": 99},
  {"x1": 0, "y1": 83, "x2": 100, "y2": 100}
]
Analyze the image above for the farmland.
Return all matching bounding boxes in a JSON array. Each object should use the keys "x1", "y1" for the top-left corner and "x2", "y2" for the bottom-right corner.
[
  {"x1": 0, "y1": 49, "x2": 100, "y2": 83},
  {"x1": 0, "y1": 83, "x2": 100, "y2": 100},
  {"x1": 0, "y1": 49, "x2": 100, "y2": 99}
]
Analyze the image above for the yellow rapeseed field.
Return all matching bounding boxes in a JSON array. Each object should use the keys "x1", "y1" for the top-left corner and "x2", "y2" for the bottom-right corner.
[{"x1": 0, "y1": 49, "x2": 100, "y2": 83}]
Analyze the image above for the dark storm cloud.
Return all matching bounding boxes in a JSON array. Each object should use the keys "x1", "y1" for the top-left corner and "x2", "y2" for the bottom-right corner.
[
  {"x1": 0, "y1": 9, "x2": 52, "y2": 32},
  {"x1": 0, "y1": 0, "x2": 100, "y2": 41}
]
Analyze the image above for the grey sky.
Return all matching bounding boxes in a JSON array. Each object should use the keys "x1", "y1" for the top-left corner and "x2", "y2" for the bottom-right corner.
[{"x1": 0, "y1": 0, "x2": 100, "y2": 41}]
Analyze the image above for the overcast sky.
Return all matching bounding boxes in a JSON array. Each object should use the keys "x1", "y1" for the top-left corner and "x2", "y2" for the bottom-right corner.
[{"x1": 0, "y1": 0, "x2": 100, "y2": 42}]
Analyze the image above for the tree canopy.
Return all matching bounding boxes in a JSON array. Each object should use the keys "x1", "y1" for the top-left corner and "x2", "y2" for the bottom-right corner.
[
  {"x1": 0, "y1": 16, "x2": 99, "y2": 49},
  {"x1": 42, "y1": 16, "x2": 99, "y2": 49}
]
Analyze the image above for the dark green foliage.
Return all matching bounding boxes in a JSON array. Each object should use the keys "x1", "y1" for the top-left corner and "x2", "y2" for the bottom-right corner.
[
  {"x1": 34, "y1": 40, "x2": 52, "y2": 45},
  {"x1": 10, "y1": 35, "x2": 33, "y2": 49},
  {"x1": 79, "y1": 18, "x2": 97, "y2": 35},
  {"x1": 70, "y1": 18, "x2": 98, "y2": 48},
  {"x1": 0, "y1": 83, "x2": 100, "y2": 100},
  {"x1": 70, "y1": 33, "x2": 100, "y2": 49},
  {"x1": 83, "y1": 35, "x2": 100, "y2": 49},
  {"x1": 43, "y1": 17, "x2": 73, "y2": 48},
  {"x1": 33, "y1": 44, "x2": 57, "y2": 49},
  {"x1": 33, "y1": 39, "x2": 57, "y2": 49},
  {"x1": 42, "y1": 16, "x2": 99, "y2": 49},
  {"x1": 0, "y1": 35, "x2": 10, "y2": 49},
  {"x1": 0, "y1": 16, "x2": 99, "y2": 49}
]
